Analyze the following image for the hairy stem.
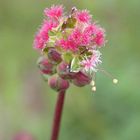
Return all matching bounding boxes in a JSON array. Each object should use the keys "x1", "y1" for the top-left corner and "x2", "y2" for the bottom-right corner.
[{"x1": 50, "y1": 90, "x2": 66, "y2": 140}]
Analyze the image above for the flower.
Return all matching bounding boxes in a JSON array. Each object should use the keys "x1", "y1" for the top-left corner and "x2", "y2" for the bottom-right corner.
[
  {"x1": 94, "y1": 28, "x2": 105, "y2": 46},
  {"x1": 44, "y1": 5, "x2": 63, "y2": 19},
  {"x1": 76, "y1": 10, "x2": 91, "y2": 23},
  {"x1": 33, "y1": 33, "x2": 48, "y2": 50},
  {"x1": 68, "y1": 28, "x2": 83, "y2": 46},
  {"x1": 81, "y1": 50, "x2": 102, "y2": 73},
  {"x1": 41, "y1": 20, "x2": 58, "y2": 32},
  {"x1": 58, "y1": 39, "x2": 78, "y2": 51},
  {"x1": 84, "y1": 24, "x2": 99, "y2": 36},
  {"x1": 33, "y1": 5, "x2": 107, "y2": 91},
  {"x1": 81, "y1": 33, "x2": 91, "y2": 46},
  {"x1": 33, "y1": 20, "x2": 58, "y2": 50}
]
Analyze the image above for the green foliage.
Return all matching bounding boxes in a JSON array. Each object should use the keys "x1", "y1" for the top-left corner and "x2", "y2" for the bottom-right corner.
[
  {"x1": 70, "y1": 56, "x2": 80, "y2": 72},
  {"x1": 62, "y1": 52, "x2": 73, "y2": 63},
  {"x1": 61, "y1": 16, "x2": 76, "y2": 30}
]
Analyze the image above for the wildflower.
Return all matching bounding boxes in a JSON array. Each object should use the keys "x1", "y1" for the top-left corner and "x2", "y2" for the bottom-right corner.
[
  {"x1": 41, "y1": 20, "x2": 58, "y2": 32},
  {"x1": 33, "y1": 20, "x2": 58, "y2": 50},
  {"x1": 33, "y1": 33, "x2": 48, "y2": 50},
  {"x1": 58, "y1": 39, "x2": 78, "y2": 51},
  {"x1": 68, "y1": 28, "x2": 82, "y2": 46},
  {"x1": 76, "y1": 10, "x2": 91, "y2": 23},
  {"x1": 33, "y1": 6, "x2": 118, "y2": 140},
  {"x1": 81, "y1": 50, "x2": 102, "y2": 73},
  {"x1": 90, "y1": 50, "x2": 102, "y2": 66},
  {"x1": 81, "y1": 33, "x2": 91, "y2": 46},
  {"x1": 84, "y1": 24, "x2": 99, "y2": 36},
  {"x1": 44, "y1": 5, "x2": 63, "y2": 19},
  {"x1": 33, "y1": 5, "x2": 115, "y2": 92},
  {"x1": 93, "y1": 28, "x2": 105, "y2": 46}
]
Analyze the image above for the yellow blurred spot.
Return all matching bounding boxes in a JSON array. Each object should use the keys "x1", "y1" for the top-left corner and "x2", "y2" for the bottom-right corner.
[
  {"x1": 92, "y1": 86, "x2": 96, "y2": 92},
  {"x1": 91, "y1": 80, "x2": 95, "y2": 86},
  {"x1": 113, "y1": 79, "x2": 118, "y2": 84}
]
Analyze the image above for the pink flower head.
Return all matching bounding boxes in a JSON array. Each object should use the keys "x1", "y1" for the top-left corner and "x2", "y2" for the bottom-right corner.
[
  {"x1": 33, "y1": 20, "x2": 58, "y2": 50},
  {"x1": 44, "y1": 5, "x2": 63, "y2": 19},
  {"x1": 81, "y1": 58, "x2": 95, "y2": 72},
  {"x1": 81, "y1": 50, "x2": 102, "y2": 72},
  {"x1": 76, "y1": 10, "x2": 91, "y2": 23},
  {"x1": 91, "y1": 50, "x2": 102, "y2": 66},
  {"x1": 69, "y1": 27, "x2": 95, "y2": 46},
  {"x1": 68, "y1": 28, "x2": 82, "y2": 46},
  {"x1": 58, "y1": 39, "x2": 78, "y2": 51},
  {"x1": 84, "y1": 24, "x2": 99, "y2": 36},
  {"x1": 41, "y1": 20, "x2": 58, "y2": 32},
  {"x1": 81, "y1": 33, "x2": 91, "y2": 45},
  {"x1": 33, "y1": 32, "x2": 48, "y2": 50},
  {"x1": 94, "y1": 28, "x2": 105, "y2": 46},
  {"x1": 33, "y1": 6, "x2": 108, "y2": 90}
]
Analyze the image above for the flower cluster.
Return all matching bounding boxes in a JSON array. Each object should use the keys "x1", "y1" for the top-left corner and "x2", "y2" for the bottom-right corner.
[{"x1": 33, "y1": 5, "x2": 107, "y2": 92}]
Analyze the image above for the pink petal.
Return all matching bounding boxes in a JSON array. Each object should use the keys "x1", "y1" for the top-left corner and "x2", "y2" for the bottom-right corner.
[
  {"x1": 44, "y1": 5, "x2": 63, "y2": 19},
  {"x1": 76, "y1": 10, "x2": 91, "y2": 23}
]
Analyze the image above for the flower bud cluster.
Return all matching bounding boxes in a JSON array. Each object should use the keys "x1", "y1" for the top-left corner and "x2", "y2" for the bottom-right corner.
[{"x1": 34, "y1": 5, "x2": 107, "y2": 92}]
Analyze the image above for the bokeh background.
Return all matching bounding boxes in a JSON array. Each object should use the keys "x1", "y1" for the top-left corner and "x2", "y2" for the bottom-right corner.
[{"x1": 0, "y1": 0, "x2": 140, "y2": 139}]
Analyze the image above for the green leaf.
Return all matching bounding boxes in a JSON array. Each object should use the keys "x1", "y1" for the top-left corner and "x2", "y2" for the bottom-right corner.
[
  {"x1": 70, "y1": 56, "x2": 80, "y2": 72},
  {"x1": 41, "y1": 74, "x2": 50, "y2": 82},
  {"x1": 43, "y1": 47, "x2": 54, "y2": 55},
  {"x1": 61, "y1": 16, "x2": 76, "y2": 30},
  {"x1": 62, "y1": 52, "x2": 73, "y2": 63},
  {"x1": 49, "y1": 29, "x2": 62, "y2": 38},
  {"x1": 48, "y1": 30, "x2": 57, "y2": 36}
]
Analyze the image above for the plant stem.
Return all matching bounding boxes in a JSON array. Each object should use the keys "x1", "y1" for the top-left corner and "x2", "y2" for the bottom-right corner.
[{"x1": 50, "y1": 90, "x2": 66, "y2": 140}]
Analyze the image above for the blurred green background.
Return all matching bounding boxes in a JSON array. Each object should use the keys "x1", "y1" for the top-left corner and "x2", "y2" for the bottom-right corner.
[{"x1": 0, "y1": 0, "x2": 140, "y2": 139}]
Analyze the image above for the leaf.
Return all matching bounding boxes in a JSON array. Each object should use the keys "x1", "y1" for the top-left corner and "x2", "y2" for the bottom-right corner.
[
  {"x1": 70, "y1": 56, "x2": 81, "y2": 72},
  {"x1": 43, "y1": 47, "x2": 54, "y2": 55},
  {"x1": 49, "y1": 30, "x2": 63, "y2": 41},
  {"x1": 41, "y1": 74, "x2": 50, "y2": 82},
  {"x1": 61, "y1": 16, "x2": 76, "y2": 30},
  {"x1": 62, "y1": 52, "x2": 73, "y2": 63},
  {"x1": 48, "y1": 30, "x2": 57, "y2": 36}
]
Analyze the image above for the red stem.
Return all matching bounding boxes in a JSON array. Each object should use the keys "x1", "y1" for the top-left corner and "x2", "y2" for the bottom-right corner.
[{"x1": 50, "y1": 90, "x2": 66, "y2": 140}]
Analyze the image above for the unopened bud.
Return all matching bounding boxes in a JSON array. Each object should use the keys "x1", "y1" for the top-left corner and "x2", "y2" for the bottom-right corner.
[
  {"x1": 48, "y1": 48, "x2": 62, "y2": 64},
  {"x1": 37, "y1": 56, "x2": 55, "y2": 75},
  {"x1": 48, "y1": 74, "x2": 69, "y2": 91},
  {"x1": 72, "y1": 71, "x2": 91, "y2": 87},
  {"x1": 57, "y1": 62, "x2": 76, "y2": 79}
]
